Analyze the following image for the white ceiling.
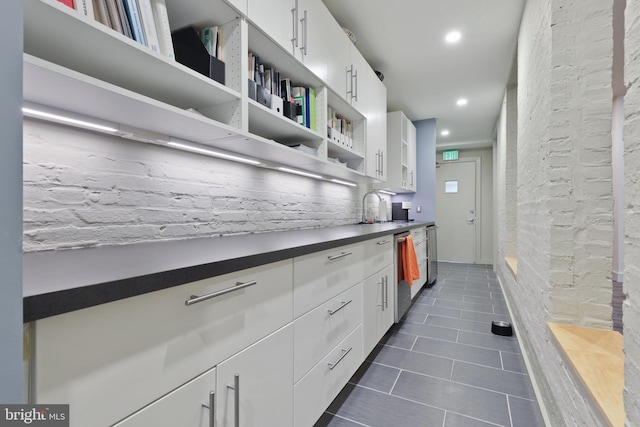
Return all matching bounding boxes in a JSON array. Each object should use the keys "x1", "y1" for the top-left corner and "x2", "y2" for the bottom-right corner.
[{"x1": 322, "y1": 0, "x2": 525, "y2": 150}]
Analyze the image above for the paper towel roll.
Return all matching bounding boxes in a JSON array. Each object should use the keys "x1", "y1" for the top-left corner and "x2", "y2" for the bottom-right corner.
[{"x1": 378, "y1": 200, "x2": 387, "y2": 222}]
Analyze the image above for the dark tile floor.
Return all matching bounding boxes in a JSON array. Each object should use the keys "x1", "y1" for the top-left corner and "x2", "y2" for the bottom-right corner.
[{"x1": 316, "y1": 262, "x2": 546, "y2": 427}]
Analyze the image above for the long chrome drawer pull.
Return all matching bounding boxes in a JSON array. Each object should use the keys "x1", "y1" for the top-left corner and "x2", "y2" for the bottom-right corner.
[
  {"x1": 328, "y1": 300, "x2": 352, "y2": 315},
  {"x1": 377, "y1": 240, "x2": 391, "y2": 245},
  {"x1": 226, "y1": 374, "x2": 240, "y2": 427},
  {"x1": 328, "y1": 347, "x2": 353, "y2": 370},
  {"x1": 186, "y1": 280, "x2": 257, "y2": 306},
  {"x1": 328, "y1": 251, "x2": 352, "y2": 261},
  {"x1": 201, "y1": 391, "x2": 215, "y2": 427}
]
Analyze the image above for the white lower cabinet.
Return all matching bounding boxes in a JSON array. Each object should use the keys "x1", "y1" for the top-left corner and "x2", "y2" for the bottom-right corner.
[
  {"x1": 293, "y1": 283, "x2": 363, "y2": 382},
  {"x1": 216, "y1": 324, "x2": 293, "y2": 427},
  {"x1": 294, "y1": 325, "x2": 364, "y2": 427},
  {"x1": 113, "y1": 367, "x2": 217, "y2": 427},
  {"x1": 33, "y1": 260, "x2": 293, "y2": 427},
  {"x1": 363, "y1": 264, "x2": 394, "y2": 356}
]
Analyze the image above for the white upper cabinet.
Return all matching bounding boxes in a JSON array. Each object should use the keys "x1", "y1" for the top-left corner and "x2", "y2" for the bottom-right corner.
[
  {"x1": 365, "y1": 66, "x2": 387, "y2": 180},
  {"x1": 247, "y1": 0, "x2": 296, "y2": 53},
  {"x1": 295, "y1": 0, "x2": 333, "y2": 82},
  {"x1": 378, "y1": 111, "x2": 417, "y2": 192}
]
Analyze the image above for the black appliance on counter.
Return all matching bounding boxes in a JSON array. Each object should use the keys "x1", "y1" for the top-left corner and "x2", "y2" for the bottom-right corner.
[{"x1": 391, "y1": 202, "x2": 410, "y2": 221}]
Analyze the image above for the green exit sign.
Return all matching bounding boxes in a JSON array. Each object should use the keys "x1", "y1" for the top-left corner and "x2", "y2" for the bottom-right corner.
[{"x1": 443, "y1": 150, "x2": 459, "y2": 161}]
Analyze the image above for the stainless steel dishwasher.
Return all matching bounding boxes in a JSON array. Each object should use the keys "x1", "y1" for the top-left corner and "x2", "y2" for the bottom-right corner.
[{"x1": 394, "y1": 231, "x2": 412, "y2": 322}]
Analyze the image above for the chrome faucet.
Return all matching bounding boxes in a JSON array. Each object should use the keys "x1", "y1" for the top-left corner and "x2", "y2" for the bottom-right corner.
[{"x1": 362, "y1": 190, "x2": 382, "y2": 223}]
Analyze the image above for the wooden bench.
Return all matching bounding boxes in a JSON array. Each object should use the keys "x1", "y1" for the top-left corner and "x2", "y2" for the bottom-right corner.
[{"x1": 547, "y1": 322, "x2": 624, "y2": 426}]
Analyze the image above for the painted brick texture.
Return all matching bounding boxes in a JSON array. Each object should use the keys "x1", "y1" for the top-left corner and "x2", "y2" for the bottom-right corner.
[
  {"x1": 495, "y1": 0, "x2": 615, "y2": 425},
  {"x1": 23, "y1": 119, "x2": 360, "y2": 252},
  {"x1": 625, "y1": 0, "x2": 640, "y2": 423}
]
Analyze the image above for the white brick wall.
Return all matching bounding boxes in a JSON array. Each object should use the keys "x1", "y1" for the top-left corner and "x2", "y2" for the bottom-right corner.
[
  {"x1": 625, "y1": 0, "x2": 640, "y2": 422},
  {"x1": 23, "y1": 119, "x2": 360, "y2": 251},
  {"x1": 495, "y1": 0, "x2": 615, "y2": 425}
]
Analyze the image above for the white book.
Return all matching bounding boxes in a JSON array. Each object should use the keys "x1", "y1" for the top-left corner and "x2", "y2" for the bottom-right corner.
[
  {"x1": 150, "y1": 0, "x2": 175, "y2": 59},
  {"x1": 136, "y1": 0, "x2": 161, "y2": 53},
  {"x1": 75, "y1": 0, "x2": 95, "y2": 19}
]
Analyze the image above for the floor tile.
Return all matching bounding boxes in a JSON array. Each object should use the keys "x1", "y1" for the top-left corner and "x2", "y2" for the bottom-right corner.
[
  {"x1": 392, "y1": 371, "x2": 511, "y2": 426},
  {"x1": 457, "y1": 330, "x2": 522, "y2": 354},
  {"x1": 426, "y1": 314, "x2": 492, "y2": 334},
  {"x1": 393, "y1": 320, "x2": 460, "y2": 342},
  {"x1": 501, "y1": 351, "x2": 528, "y2": 374},
  {"x1": 367, "y1": 344, "x2": 453, "y2": 380},
  {"x1": 326, "y1": 383, "x2": 445, "y2": 427},
  {"x1": 348, "y1": 361, "x2": 400, "y2": 393},
  {"x1": 314, "y1": 412, "x2": 366, "y2": 427},
  {"x1": 460, "y1": 310, "x2": 510, "y2": 324},
  {"x1": 451, "y1": 360, "x2": 536, "y2": 399},
  {"x1": 464, "y1": 295, "x2": 507, "y2": 306},
  {"x1": 379, "y1": 329, "x2": 417, "y2": 350},
  {"x1": 509, "y1": 395, "x2": 546, "y2": 427},
  {"x1": 411, "y1": 303, "x2": 462, "y2": 319},
  {"x1": 412, "y1": 336, "x2": 502, "y2": 369},
  {"x1": 434, "y1": 299, "x2": 496, "y2": 314},
  {"x1": 404, "y1": 311, "x2": 427, "y2": 324},
  {"x1": 444, "y1": 411, "x2": 502, "y2": 427}
]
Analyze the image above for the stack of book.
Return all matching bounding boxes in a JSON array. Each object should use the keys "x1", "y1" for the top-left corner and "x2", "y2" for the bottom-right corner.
[
  {"x1": 57, "y1": 0, "x2": 175, "y2": 59},
  {"x1": 327, "y1": 107, "x2": 353, "y2": 150},
  {"x1": 248, "y1": 52, "x2": 316, "y2": 131}
]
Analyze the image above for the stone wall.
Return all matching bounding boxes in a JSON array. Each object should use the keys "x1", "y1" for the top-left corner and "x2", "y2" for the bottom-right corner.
[
  {"x1": 23, "y1": 119, "x2": 360, "y2": 252},
  {"x1": 624, "y1": 0, "x2": 640, "y2": 422}
]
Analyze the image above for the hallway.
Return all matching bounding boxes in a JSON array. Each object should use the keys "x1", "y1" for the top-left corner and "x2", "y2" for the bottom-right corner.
[{"x1": 316, "y1": 262, "x2": 545, "y2": 427}]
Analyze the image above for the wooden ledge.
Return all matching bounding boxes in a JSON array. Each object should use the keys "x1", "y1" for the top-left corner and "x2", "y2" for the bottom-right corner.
[
  {"x1": 547, "y1": 322, "x2": 624, "y2": 426},
  {"x1": 505, "y1": 257, "x2": 518, "y2": 276}
]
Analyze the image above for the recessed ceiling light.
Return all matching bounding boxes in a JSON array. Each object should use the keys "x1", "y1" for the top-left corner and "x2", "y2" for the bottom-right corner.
[
  {"x1": 445, "y1": 31, "x2": 462, "y2": 43},
  {"x1": 441, "y1": 130, "x2": 450, "y2": 136},
  {"x1": 456, "y1": 98, "x2": 468, "y2": 106}
]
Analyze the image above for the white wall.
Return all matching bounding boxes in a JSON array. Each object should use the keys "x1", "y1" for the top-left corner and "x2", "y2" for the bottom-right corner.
[
  {"x1": 0, "y1": 0, "x2": 24, "y2": 403},
  {"x1": 23, "y1": 119, "x2": 360, "y2": 252}
]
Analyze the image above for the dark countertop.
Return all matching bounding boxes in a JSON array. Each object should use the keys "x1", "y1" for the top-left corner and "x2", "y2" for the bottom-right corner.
[{"x1": 23, "y1": 221, "x2": 433, "y2": 322}]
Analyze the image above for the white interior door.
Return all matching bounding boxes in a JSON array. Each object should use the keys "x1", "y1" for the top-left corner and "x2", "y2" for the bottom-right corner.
[{"x1": 436, "y1": 160, "x2": 477, "y2": 263}]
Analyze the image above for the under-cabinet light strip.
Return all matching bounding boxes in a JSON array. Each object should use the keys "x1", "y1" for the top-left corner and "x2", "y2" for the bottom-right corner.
[
  {"x1": 277, "y1": 167, "x2": 324, "y2": 180},
  {"x1": 22, "y1": 105, "x2": 119, "y2": 133},
  {"x1": 331, "y1": 179, "x2": 357, "y2": 187},
  {"x1": 167, "y1": 141, "x2": 262, "y2": 165},
  {"x1": 378, "y1": 190, "x2": 397, "y2": 196}
]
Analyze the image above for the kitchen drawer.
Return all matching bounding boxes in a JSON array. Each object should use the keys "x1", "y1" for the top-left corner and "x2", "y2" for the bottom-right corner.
[
  {"x1": 293, "y1": 242, "x2": 365, "y2": 318},
  {"x1": 362, "y1": 234, "x2": 394, "y2": 279},
  {"x1": 113, "y1": 367, "x2": 216, "y2": 427},
  {"x1": 293, "y1": 282, "x2": 363, "y2": 382},
  {"x1": 34, "y1": 260, "x2": 293, "y2": 427},
  {"x1": 294, "y1": 325, "x2": 364, "y2": 427}
]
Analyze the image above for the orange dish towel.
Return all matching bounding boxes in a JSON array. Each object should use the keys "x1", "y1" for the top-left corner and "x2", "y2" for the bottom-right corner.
[{"x1": 401, "y1": 234, "x2": 420, "y2": 286}]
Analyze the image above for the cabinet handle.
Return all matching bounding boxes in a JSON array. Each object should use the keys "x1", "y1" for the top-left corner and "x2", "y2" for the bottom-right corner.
[
  {"x1": 327, "y1": 251, "x2": 352, "y2": 261},
  {"x1": 328, "y1": 299, "x2": 352, "y2": 315},
  {"x1": 226, "y1": 374, "x2": 240, "y2": 427},
  {"x1": 375, "y1": 151, "x2": 380, "y2": 175},
  {"x1": 377, "y1": 239, "x2": 391, "y2": 245},
  {"x1": 379, "y1": 278, "x2": 385, "y2": 310},
  {"x1": 328, "y1": 347, "x2": 352, "y2": 370},
  {"x1": 380, "y1": 150, "x2": 384, "y2": 176},
  {"x1": 300, "y1": 9, "x2": 308, "y2": 55},
  {"x1": 291, "y1": 0, "x2": 299, "y2": 48},
  {"x1": 185, "y1": 280, "x2": 257, "y2": 306},
  {"x1": 410, "y1": 170, "x2": 414, "y2": 186},
  {"x1": 353, "y1": 69, "x2": 358, "y2": 102},
  {"x1": 346, "y1": 65, "x2": 354, "y2": 100},
  {"x1": 384, "y1": 276, "x2": 389, "y2": 309},
  {"x1": 201, "y1": 391, "x2": 215, "y2": 427}
]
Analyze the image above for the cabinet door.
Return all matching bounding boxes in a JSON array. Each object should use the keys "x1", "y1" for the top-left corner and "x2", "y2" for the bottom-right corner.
[
  {"x1": 365, "y1": 67, "x2": 387, "y2": 180},
  {"x1": 113, "y1": 368, "x2": 216, "y2": 427},
  {"x1": 408, "y1": 119, "x2": 417, "y2": 191},
  {"x1": 363, "y1": 264, "x2": 394, "y2": 356},
  {"x1": 216, "y1": 324, "x2": 294, "y2": 427},
  {"x1": 247, "y1": 0, "x2": 295, "y2": 52},
  {"x1": 324, "y1": 18, "x2": 351, "y2": 99},
  {"x1": 348, "y1": 45, "x2": 368, "y2": 114},
  {"x1": 297, "y1": 0, "x2": 331, "y2": 81}
]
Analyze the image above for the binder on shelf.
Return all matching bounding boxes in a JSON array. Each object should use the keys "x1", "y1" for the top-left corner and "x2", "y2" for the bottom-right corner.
[
  {"x1": 256, "y1": 85, "x2": 271, "y2": 108},
  {"x1": 93, "y1": 0, "x2": 111, "y2": 27},
  {"x1": 271, "y1": 95, "x2": 283, "y2": 114},
  {"x1": 137, "y1": 0, "x2": 161, "y2": 53},
  {"x1": 201, "y1": 26, "x2": 219, "y2": 58},
  {"x1": 172, "y1": 26, "x2": 225, "y2": 85},
  {"x1": 123, "y1": 0, "x2": 147, "y2": 46},
  {"x1": 248, "y1": 79, "x2": 257, "y2": 101},
  {"x1": 150, "y1": 0, "x2": 175, "y2": 59},
  {"x1": 75, "y1": 0, "x2": 94, "y2": 18},
  {"x1": 115, "y1": 0, "x2": 133, "y2": 39}
]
